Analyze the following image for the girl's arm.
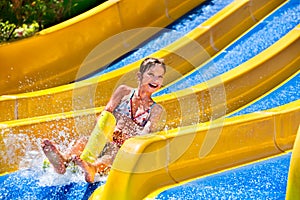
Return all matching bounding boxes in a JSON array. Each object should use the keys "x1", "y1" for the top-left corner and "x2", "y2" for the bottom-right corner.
[{"x1": 105, "y1": 85, "x2": 132, "y2": 113}]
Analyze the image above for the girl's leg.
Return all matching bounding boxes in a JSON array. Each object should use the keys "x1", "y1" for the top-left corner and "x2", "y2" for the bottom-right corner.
[
  {"x1": 42, "y1": 137, "x2": 88, "y2": 174},
  {"x1": 73, "y1": 155, "x2": 112, "y2": 183},
  {"x1": 73, "y1": 155, "x2": 97, "y2": 183},
  {"x1": 94, "y1": 155, "x2": 112, "y2": 174},
  {"x1": 64, "y1": 137, "x2": 88, "y2": 159},
  {"x1": 42, "y1": 139, "x2": 68, "y2": 174}
]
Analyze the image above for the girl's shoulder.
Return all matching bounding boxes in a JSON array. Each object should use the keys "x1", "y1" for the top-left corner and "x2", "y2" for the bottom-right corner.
[
  {"x1": 115, "y1": 85, "x2": 133, "y2": 94},
  {"x1": 113, "y1": 85, "x2": 134, "y2": 100}
]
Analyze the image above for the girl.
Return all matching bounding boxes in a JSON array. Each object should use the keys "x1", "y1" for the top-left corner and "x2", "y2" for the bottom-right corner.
[{"x1": 42, "y1": 57, "x2": 166, "y2": 183}]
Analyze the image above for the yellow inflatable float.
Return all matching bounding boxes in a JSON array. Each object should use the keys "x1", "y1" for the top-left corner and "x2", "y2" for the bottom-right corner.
[{"x1": 80, "y1": 110, "x2": 116, "y2": 163}]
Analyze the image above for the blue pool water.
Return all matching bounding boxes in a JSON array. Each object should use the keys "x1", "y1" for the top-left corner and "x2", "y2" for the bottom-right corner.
[
  {"x1": 0, "y1": 169, "x2": 104, "y2": 199},
  {"x1": 155, "y1": 0, "x2": 300, "y2": 96},
  {"x1": 155, "y1": 153, "x2": 291, "y2": 200},
  {"x1": 90, "y1": 0, "x2": 233, "y2": 77}
]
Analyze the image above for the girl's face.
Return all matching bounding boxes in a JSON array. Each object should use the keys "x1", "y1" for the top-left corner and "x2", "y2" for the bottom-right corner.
[{"x1": 139, "y1": 64, "x2": 165, "y2": 93}]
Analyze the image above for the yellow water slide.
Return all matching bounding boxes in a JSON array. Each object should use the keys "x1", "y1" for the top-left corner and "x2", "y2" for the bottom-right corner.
[
  {"x1": 0, "y1": 0, "x2": 285, "y2": 121},
  {"x1": 88, "y1": 25, "x2": 300, "y2": 199},
  {"x1": 0, "y1": 0, "x2": 205, "y2": 95},
  {"x1": 0, "y1": 0, "x2": 299, "y2": 199},
  {"x1": 0, "y1": 8, "x2": 299, "y2": 178},
  {"x1": 91, "y1": 99, "x2": 300, "y2": 200}
]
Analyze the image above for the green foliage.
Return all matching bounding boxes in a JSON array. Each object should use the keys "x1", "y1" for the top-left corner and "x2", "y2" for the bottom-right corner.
[
  {"x1": 0, "y1": 21, "x2": 16, "y2": 42},
  {"x1": 0, "y1": 20, "x2": 39, "y2": 42},
  {"x1": 0, "y1": 0, "x2": 105, "y2": 43}
]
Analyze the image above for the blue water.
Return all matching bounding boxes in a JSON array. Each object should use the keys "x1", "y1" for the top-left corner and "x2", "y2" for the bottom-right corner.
[
  {"x1": 155, "y1": 153, "x2": 291, "y2": 200},
  {"x1": 0, "y1": 169, "x2": 104, "y2": 200},
  {"x1": 229, "y1": 71, "x2": 300, "y2": 117},
  {"x1": 89, "y1": 0, "x2": 233, "y2": 77},
  {"x1": 154, "y1": 0, "x2": 300, "y2": 96}
]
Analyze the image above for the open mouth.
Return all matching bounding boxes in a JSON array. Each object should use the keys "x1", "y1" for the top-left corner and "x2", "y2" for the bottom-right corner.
[{"x1": 148, "y1": 83, "x2": 159, "y2": 89}]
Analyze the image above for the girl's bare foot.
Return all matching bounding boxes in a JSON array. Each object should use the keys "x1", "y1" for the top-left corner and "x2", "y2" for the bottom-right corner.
[
  {"x1": 73, "y1": 155, "x2": 96, "y2": 183},
  {"x1": 42, "y1": 139, "x2": 66, "y2": 174}
]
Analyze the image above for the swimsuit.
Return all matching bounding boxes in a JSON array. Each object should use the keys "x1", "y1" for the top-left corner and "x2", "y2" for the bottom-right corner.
[
  {"x1": 114, "y1": 89, "x2": 155, "y2": 127},
  {"x1": 99, "y1": 89, "x2": 157, "y2": 159},
  {"x1": 111, "y1": 89, "x2": 156, "y2": 147}
]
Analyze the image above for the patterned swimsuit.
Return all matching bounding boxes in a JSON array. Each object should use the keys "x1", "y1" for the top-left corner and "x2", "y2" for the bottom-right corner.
[{"x1": 112, "y1": 89, "x2": 155, "y2": 147}]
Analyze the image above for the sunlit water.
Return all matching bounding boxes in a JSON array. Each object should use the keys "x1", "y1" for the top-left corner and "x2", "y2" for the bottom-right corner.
[
  {"x1": 0, "y1": 144, "x2": 107, "y2": 199},
  {"x1": 155, "y1": 153, "x2": 291, "y2": 199},
  {"x1": 0, "y1": 167, "x2": 105, "y2": 199}
]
